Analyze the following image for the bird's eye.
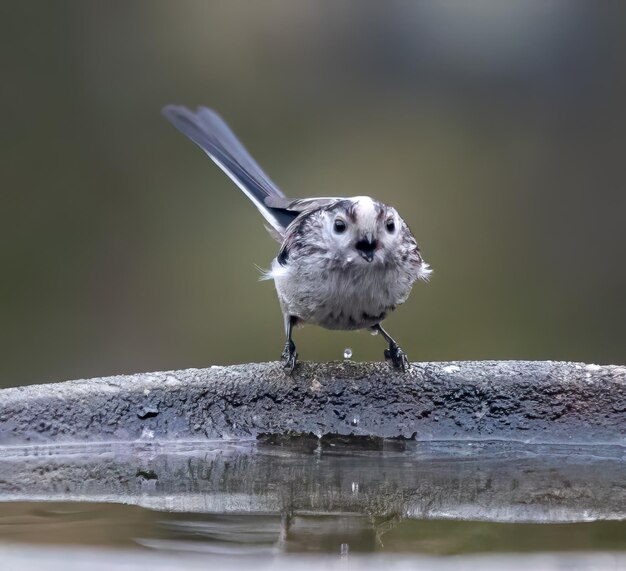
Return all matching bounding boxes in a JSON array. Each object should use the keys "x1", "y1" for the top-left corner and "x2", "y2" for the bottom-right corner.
[
  {"x1": 334, "y1": 218, "x2": 347, "y2": 234},
  {"x1": 386, "y1": 219, "x2": 396, "y2": 233}
]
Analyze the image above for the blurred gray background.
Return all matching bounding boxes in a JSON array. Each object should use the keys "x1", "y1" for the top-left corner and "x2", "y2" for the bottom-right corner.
[{"x1": 2, "y1": 1, "x2": 625, "y2": 388}]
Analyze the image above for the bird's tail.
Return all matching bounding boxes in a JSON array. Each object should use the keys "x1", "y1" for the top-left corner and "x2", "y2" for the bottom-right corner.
[{"x1": 162, "y1": 105, "x2": 294, "y2": 235}]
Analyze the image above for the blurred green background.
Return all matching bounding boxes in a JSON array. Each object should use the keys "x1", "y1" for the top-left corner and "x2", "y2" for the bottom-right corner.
[{"x1": 2, "y1": 1, "x2": 625, "y2": 388}]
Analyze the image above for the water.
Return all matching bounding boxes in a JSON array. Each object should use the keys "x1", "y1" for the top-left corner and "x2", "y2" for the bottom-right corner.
[
  {"x1": 3, "y1": 506, "x2": 623, "y2": 553},
  {"x1": 343, "y1": 348, "x2": 353, "y2": 359},
  {"x1": 0, "y1": 439, "x2": 624, "y2": 569}
]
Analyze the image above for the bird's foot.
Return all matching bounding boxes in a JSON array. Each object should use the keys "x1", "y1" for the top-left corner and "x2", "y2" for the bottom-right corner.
[
  {"x1": 281, "y1": 340, "x2": 298, "y2": 374},
  {"x1": 384, "y1": 344, "x2": 409, "y2": 372}
]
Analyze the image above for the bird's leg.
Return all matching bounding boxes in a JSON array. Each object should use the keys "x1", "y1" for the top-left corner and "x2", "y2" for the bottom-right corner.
[
  {"x1": 371, "y1": 323, "x2": 409, "y2": 372},
  {"x1": 281, "y1": 316, "x2": 298, "y2": 374}
]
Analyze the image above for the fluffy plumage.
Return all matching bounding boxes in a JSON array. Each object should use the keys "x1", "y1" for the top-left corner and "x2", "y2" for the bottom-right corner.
[{"x1": 163, "y1": 106, "x2": 431, "y2": 372}]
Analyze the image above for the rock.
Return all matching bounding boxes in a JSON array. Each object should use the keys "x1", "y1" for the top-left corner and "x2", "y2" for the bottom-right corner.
[{"x1": 0, "y1": 360, "x2": 624, "y2": 445}]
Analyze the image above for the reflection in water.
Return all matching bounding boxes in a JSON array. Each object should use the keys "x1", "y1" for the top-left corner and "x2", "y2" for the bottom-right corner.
[
  {"x1": 0, "y1": 502, "x2": 625, "y2": 556},
  {"x1": 0, "y1": 439, "x2": 624, "y2": 556}
]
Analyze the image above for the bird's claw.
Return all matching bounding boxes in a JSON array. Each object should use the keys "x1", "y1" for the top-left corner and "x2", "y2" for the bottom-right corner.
[
  {"x1": 281, "y1": 341, "x2": 298, "y2": 374},
  {"x1": 384, "y1": 344, "x2": 410, "y2": 372}
]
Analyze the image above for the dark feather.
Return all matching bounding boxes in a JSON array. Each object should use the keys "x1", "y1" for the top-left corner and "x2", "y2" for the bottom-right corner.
[{"x1": 162, "y1": 105, "x2": 296, "y2": 233}]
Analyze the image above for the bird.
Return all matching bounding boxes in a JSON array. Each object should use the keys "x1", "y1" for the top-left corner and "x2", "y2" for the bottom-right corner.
[{"x1": 162, "y1": 105, "x2": 431, "y2": 373}]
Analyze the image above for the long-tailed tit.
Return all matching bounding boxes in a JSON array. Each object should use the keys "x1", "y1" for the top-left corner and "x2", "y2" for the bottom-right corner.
[{"x1": 163, "y1": 106, "x2": 431, "y2": 372}]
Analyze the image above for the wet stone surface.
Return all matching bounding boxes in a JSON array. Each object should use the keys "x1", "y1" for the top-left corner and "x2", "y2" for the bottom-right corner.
[
  {"x1": 0, "y1": 360, "x2": 624, "y2": 445},
  {"x1": 1, "y1": 360, "x2": 624, "y2": 564}
]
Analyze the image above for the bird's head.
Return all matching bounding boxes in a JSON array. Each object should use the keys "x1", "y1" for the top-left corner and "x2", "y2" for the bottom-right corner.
[{"x1": 323, "y1": 196, "x2": 406, "y2": 265}]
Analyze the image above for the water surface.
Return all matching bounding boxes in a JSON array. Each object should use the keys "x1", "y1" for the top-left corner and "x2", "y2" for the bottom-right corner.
[{"x1": 0, "y1": 438, "x2": 624, "y2": 568}]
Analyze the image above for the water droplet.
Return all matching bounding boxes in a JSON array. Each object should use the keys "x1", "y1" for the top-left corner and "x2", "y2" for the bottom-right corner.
[
  {"x1": 343, "y1": 348, "x2": 353, "y2": 359},
  {"x1": 340, "y1": 543, "x2": 349, "y2": 558},
  {"x1": 370, "y1": 328, "x2": 379, "y2": 336}
]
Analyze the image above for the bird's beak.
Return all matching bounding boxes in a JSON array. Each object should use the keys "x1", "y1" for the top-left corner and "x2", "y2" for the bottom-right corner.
[
  {"x1": 355, "y1": 233, "x2": 377, "y2": 263},
  {"x1": 360, "y1": 250, "x2": 374, "y2": 262}
]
